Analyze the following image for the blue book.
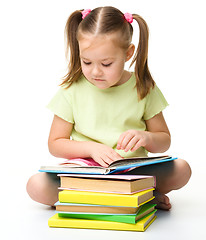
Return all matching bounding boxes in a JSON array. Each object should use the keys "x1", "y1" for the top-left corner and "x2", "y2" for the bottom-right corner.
[{"x1": 39, "y1": 155, "x2": 177, "y2": 175}]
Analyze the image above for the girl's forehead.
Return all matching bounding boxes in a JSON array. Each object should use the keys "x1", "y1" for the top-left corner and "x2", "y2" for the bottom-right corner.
[
  {"x1": 78, "y1": 33, "x2": 123, "y2": 51},
  {"x1": 79, "y1": 35, "x2": 108, "y2": 49}
]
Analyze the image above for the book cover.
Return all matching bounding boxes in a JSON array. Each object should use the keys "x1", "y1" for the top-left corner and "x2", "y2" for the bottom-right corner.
[
  {"x1": 48, "y1": 212, "x2": 157, "y2": 231},
  {"x1": 55, "y1": 202, "x2": 140, "y2": 214},
  {"x1": 58, "y1": 188, "x2": 154, "y2": 207},
  {"x1": 58, "y1": 174, "x2": 156, "y2": 194},
  {"x1": 39, "y1": 155, "x2": 177, "y2": 175},
  {"x1": 57, "y1": 203, "x2": 157, "y2": 224}
]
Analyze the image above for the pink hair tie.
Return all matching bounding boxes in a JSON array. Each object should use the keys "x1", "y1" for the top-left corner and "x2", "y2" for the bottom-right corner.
[
  {"x1": 82, "y1": 9, "x2": 91, "y2": 19},
  {"x1": 124, "y1": 12, "x2": 133, "y2": 23}
]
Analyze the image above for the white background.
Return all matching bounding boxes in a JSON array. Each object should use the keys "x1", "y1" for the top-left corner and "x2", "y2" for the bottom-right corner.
[{"x1": 0, "y1": 0, "x2": 206, "y2": 239}]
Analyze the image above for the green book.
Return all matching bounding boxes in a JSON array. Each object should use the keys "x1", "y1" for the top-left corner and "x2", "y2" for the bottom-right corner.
[{"x1": 57, "y1": 203, "x2": 157, "y2": 224}]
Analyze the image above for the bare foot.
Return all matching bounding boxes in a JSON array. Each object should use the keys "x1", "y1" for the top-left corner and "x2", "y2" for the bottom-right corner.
[{"x1": 150, "y1": 191, "x2": 172, "y2": 210}]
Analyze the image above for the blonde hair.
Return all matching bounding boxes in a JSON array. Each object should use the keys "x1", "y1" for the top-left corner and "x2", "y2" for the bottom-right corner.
[{"x1": 61, "y1": 6, "x2": 155, "y2": 100}]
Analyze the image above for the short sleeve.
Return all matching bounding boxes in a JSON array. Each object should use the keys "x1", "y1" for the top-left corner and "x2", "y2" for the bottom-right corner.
[
  {"x1": 143, "y1": 85, "x2": 169, "y2": 120},
  {"x1": 47, "y1": 87, "x2": 74, "y2": 123}
]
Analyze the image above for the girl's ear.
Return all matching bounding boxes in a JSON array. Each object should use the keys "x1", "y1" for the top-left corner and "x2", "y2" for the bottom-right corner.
[{"x1": 126, "y1": 44, "x2": 135, "y2": 62}]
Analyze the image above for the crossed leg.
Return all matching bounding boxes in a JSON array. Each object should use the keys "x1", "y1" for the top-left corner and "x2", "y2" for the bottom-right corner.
[
  {"x1": 26, "y1": 159, "x2": 191, "y2": 210},
  {"x1": 124, "y1": 158, "x2": 192, "y2": 210}
]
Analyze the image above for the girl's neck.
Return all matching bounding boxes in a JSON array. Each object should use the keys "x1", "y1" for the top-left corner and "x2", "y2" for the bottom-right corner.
[{"x1": 115, "y1": 70, "x2": 132, "y2": 87}]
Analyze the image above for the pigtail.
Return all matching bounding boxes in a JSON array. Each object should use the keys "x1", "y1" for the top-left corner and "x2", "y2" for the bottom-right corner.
[
  {"x1": 131, "y1": 14, "x2": 155, "y2": 100},
  {"x1": 61, "y1": 10, "x2": 83, "y2": 87}
]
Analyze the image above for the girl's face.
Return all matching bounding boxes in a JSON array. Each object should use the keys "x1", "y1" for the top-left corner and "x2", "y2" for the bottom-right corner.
[{"x1": 78, "y1": 34, "x2": 134, "y2": 89}]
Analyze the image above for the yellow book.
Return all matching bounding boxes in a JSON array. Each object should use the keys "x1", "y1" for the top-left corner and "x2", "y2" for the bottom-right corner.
[
  {"x1": 59, "y1": 188, "x2": 154, "y2": 207},
  {"x1": 48, "y1": 212, "x2": 156, "y2": 232}
]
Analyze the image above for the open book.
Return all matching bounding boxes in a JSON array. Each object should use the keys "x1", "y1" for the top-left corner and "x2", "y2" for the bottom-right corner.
[{"x1": 39, "y1": 155, "x2": 177, "y2": 175}]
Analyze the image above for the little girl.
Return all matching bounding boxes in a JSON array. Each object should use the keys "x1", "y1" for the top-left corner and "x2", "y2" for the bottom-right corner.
[{"x1": 27, "y1": 6, "x2": 191, "y2": 210}]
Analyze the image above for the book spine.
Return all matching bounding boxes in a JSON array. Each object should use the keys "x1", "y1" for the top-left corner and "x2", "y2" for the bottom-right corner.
[
  {"x1": 59, "y1": 189, "x2": 153, "y2": 207},
  {"x1": 58, "y1": 186, "x2": 154, "y2": 195},
  {"x1": 48, "y1": 213, "x2": 157, "y2": 231},
  {"x1": 59, "y1": 190, "x2": 136, "y2": 207}
]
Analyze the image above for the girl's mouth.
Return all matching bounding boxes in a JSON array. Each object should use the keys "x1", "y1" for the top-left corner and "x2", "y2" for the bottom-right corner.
[{"x1": 94, "y1": 79, "x2": 105, "y2": 82}]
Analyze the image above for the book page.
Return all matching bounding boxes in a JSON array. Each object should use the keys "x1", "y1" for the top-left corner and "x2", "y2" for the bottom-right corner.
[{"x1": 109, "y1": 155, "x2": 171, "y2": 168}]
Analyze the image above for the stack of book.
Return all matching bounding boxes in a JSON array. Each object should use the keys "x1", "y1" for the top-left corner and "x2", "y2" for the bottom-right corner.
[{"x1": 48, "y1": 174, "x2": 157, "y2": 231}]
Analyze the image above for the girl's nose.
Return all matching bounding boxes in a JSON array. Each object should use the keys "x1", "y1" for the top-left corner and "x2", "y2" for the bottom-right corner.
[{"x1": 92, "y1": 65, "x2": 103, "y2": 77}]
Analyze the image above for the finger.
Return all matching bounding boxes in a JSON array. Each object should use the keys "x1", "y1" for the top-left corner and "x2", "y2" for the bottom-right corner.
[
  {"x1": 95, "y1": 157, "x2": 109, "y2": 167},
  {"x1": 101, "y1": 151, "x2": 123, "y2": 166},
  {"x1": 131, "y1": 139, "x2": 144, "y2": 152},
  {"x1": 120, "y1": 133, "x2": 134, "y2": 150},
  {"x1": 117, "y1": 132, "x2": 127, "y2": 149},
  {"x1": 101, "y1": 155, "x2": 115, "y2": 166},
  {"x1": 124, "y1": 136, "x2": 139, "y2": 152},
  {"x1": 110, "y1": 151, "x2": 123, "y2": 161}
]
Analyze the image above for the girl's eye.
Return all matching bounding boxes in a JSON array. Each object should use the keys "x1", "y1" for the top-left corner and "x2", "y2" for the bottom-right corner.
[
  {"x1": 102, "y1": 63, "x2": 112, "y2": 67},
  {"x1": 83, "y1": 61, "x2": 91, "y2": 65}
]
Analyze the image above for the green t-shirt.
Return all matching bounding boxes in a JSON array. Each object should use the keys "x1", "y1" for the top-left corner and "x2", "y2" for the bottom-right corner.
[{"x1": 47, "y1": 73, "x2": 168, "y2": 158}]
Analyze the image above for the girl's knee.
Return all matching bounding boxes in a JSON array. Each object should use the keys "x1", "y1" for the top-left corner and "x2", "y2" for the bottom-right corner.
[
  {"x1": 26, "y1": 172, "x2": 59, "y2": 206},
  {"x1": 26, "y1": 173, "x2": 45, "y2": 203},
  {"x1": 177, "y1": 158, "x2": 192, "y2": 180},
  {"x1": 160, "y1": 159, "x2": 191, "y2": 193},
  {"x1": 172, "y1": 158, "x2": 192, "y2": 189}
]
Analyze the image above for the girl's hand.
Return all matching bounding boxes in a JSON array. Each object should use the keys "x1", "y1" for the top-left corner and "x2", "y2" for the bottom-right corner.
[
  {"x1": 88, "y1": 142, "x2": 123, "y2": 167},
  {"x1": 117, "y1": 130, "x2": 150, "y2": 152}
]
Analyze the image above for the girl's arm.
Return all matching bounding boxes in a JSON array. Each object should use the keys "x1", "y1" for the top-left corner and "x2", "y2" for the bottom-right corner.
[
  {"x1": 48, "y1": 115, "x2": 90, "y2": 159},
  {"x1": 144, "y1": 111, "x2": 171, "y2": 152},
  {"x1": 48, "y1": 115, "x2": 122, "y2": 167},
  {"x1": 117, "y1": 112, "x2": 171, "y2": 153}
]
